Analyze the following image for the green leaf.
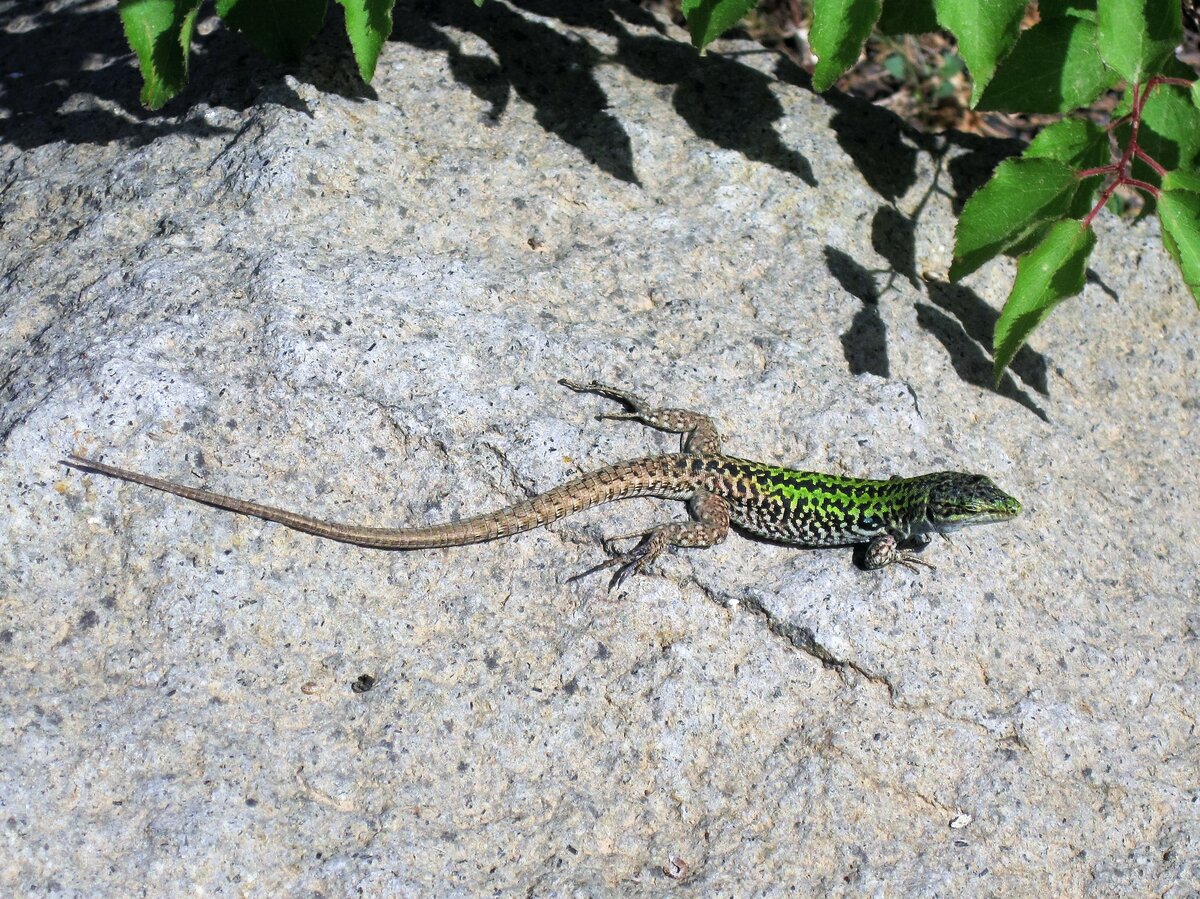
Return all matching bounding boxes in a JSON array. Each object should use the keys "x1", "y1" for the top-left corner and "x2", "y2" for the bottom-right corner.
[
  {"x1": 993, "y1": 219, "x2": 1096, "y2": 382},
  {"x1": 1025, "y1": 119, "x2": 1110, "y2": 167},
  {"x1": 933, "y1": 0, "x2": 1025, "y2": 103},
  {"x1": 810, "y1": 0, "x2": 883, "y2": 92},
  {"x1": 938, "y1": 53, "x2": 965, "y2": 77},
  {"x1": 680, "y1": 0, "x2": 758, "y2": 50},
  {"x1": 1158, "y1": 189, "x2": 1200, "y2": 308},
  {"x1": 1133, "y1": 84, "x2": 1200, "y2": 174},
  {"x1": 976, "y1": 15, "x2": 1117, "y2": 113},
  {"x1": 1162, "y1": 169, "x2": 1200, "y2": 194},
  {"x1": 878, "y1": 0, "x2": 939, "y2": 34},
  {"x1": 1025, "y1": 118, "x2": 1110, "y2": 218},
  {"x1": 1096, "y1": 0, "x2": 1182, "y2": 83},
  {"x1": 1110, "y1": 57, "x2": 1196, "y2": 118},
  {"x1": 118, "y1": 0, "x2": 203, "y2": 110},
  {"x1": 336, "y1": 0, "x2": 393, "y2": 81},
  {"x1": 1193, "y1": 79, "x2": 1200, "y2": 110},
  {"x1": 950, "y1": 158, "x2": 1079, "y2": 281},
  {"x1": 215, "y1": 0, "x2": 329, "y2": 63}
]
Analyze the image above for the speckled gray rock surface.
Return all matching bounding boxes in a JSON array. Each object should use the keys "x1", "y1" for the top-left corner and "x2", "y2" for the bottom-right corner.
[{"x1": 3, "y1": 1, "x2": 1198, "y2": 895}]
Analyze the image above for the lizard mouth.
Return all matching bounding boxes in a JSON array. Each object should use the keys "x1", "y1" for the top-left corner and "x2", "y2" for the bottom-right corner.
[
  {"x1": 965, "y1": 508, "x2": 1021, "y2": 526},
  {"x1": 936, "y1": 505, "x2": 1021, "y2": 531}
]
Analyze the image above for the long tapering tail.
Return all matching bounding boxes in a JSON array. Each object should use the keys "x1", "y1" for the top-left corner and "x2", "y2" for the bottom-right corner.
[{"x1": 62, "y1": 453, "x2": 696, "y2": 549}]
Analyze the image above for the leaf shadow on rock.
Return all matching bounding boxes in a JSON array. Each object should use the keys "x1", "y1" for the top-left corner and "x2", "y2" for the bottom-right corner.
[
  {"x1": 392, "y1": 0, "x2": 814, "y2": 186},
  {"x1": 829, "y1": 240, "x2": 1049, "y2": 415},
  {"x1": 915, "y1": 302, "x2": 1048, "y2": 420},
  {"x1": 11, "y1": 0, "x2": 815, "y2": 187},
  {"x1": 391, "y1": 0, "x2": 638, "y2": 183},
  {"x1": 1085, "y1": 268, "x2": 1119, "y2": 301},
  {"x1": 925, "y1": 278, "x2": 1049, "y2": 395},
  {"x1": 667, "y1": 53, "x2": 815, "y2": 185},
  {"x1": 826, "y1": 201, "x2": 925, "y2": 380},
  {"x1": 496, "y1": 0, "x2": 814, "y2": 183},
  {"x1": 0, "y1": 2, "x2": 462, "y2": 150},
  {"x1": 774, "y1": 55, "x2": 1051, "y2": 412},
  {"x1": 943, "y1": 130, "x2": 1027, "y2": 214},
  {"x1": 871, "y1": 204, "x2": 919, "y2": 287},
  {"x1": 777, "y1": 55, "x2": 1023, "y2": 209},
  {"x1": 511, "y1": 0, "x2": 811, "y2": 183},
  {"x1": 827, "y1": 247, "x2": 889, "y2": 378},
  {"x1": 775, "y1": 57, "x2": 930, "y2": 202},
  {"x1": 0, "y1": 2, "x2": 292, "y2": 148}
]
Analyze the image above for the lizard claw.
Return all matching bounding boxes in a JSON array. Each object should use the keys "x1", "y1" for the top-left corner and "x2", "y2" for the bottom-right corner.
[
  {"x1": 565, "y1": 552, "x2": 639, "y2": 592},
  {"x1": 568, "y1": 532, "x2": 665, "y2": 591},
  {"x1": 560, "y1": 378, "x2": 616, "y2": 395},
  {"x1": 896, "y1": 553, "x2": 936, "y2": 572},
  {"x1": 566, "y1": 554, "x2": 624, "y2": 585}
]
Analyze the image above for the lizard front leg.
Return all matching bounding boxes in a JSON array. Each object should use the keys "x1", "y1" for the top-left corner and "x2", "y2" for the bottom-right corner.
[
  {"x1": 559, "y1": 379, "x2": 723, "y2": 455},
  {"x1": 864, "y1": 534, "x2": 936, "y2": 572}
]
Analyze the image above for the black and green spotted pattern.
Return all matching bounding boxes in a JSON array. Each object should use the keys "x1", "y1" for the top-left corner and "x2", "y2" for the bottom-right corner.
[{"x1": 676, "y1": 454, "x2": 1020, "y2": 547}]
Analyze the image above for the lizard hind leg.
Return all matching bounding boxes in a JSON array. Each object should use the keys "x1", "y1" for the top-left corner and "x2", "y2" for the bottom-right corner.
[
  {"x1": 558, "y1": 379, "x2": 723, "y2": 455},
  {"x1": 568, "y1": 530, "x2": 674, "y2": 592},
  {"x1": 569, "y1": 490, "x2": 731, "y2": 591}
]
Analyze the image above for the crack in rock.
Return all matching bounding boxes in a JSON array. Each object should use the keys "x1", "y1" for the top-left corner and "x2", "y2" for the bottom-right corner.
[{"x1": 737, "y1": 592, "x2": 896, "y2": 700}]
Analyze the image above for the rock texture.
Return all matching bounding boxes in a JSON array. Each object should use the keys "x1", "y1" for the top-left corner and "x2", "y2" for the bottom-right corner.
[{"x1": 2, "y1": 0, "x2": 1197, "y2": 895}]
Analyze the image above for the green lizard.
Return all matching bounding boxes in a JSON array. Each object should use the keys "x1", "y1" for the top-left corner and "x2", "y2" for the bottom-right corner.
[{"x1": 63, "y1": 379, "x2": 1021, "y2": 587}]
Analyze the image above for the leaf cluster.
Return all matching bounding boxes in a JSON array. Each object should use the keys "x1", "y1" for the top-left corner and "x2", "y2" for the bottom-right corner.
[
  {"x1": 119, "y1": 0, "x2": 1198, "y2": 385},
  {"x1": 686, "y1": 0, "x2": 1199, "y2": 382}
]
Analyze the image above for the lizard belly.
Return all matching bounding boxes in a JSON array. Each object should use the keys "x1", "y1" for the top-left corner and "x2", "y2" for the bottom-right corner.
[
  {"x1": 725, "y1": 494, "x2": 895, "y2": 547},
  {"x1": 723, "y1": 496, "x2": 864, "y2": 546}
]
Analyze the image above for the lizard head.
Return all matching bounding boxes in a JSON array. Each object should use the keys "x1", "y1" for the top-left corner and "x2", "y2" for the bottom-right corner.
[{"x1": 924, "y1": 473, "x2": 1021, "y2": 531}]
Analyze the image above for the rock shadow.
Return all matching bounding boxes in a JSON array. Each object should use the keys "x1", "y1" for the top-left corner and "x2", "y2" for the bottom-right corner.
[
  {"x1": 391, "y1": 0, "x2": 637, "y2": 183},
  {"x1": 827, "y1": 247, "x2": 889, "y2": 378},
  {"x1": 914, "y1": 302, "x2": 1048, "y2": 420},
  {"x1": 924, "y1": 278, "x2": 1049, "y2": 395},
  {"x1": 0, "y1": 2, "x2": 305, "y2": 148},
  {"x1": 393, "y1": 0, "x2": 814, "y2": 186}
]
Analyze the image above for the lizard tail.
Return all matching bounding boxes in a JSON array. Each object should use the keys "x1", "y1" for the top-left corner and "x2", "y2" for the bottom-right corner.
[{"x1": 62, "y1": 454, "x2": 695, "y2": 550}]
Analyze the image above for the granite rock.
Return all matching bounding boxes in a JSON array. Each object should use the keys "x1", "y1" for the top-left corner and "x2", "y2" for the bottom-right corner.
[{"x1": 2, "y1": 0, "x2": 1197, "y2": 895}]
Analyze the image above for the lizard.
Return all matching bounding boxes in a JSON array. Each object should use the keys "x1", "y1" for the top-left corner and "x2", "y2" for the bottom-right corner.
[{"x1": 62, "y1": 379, "x2": 1022, "y2": 587}]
